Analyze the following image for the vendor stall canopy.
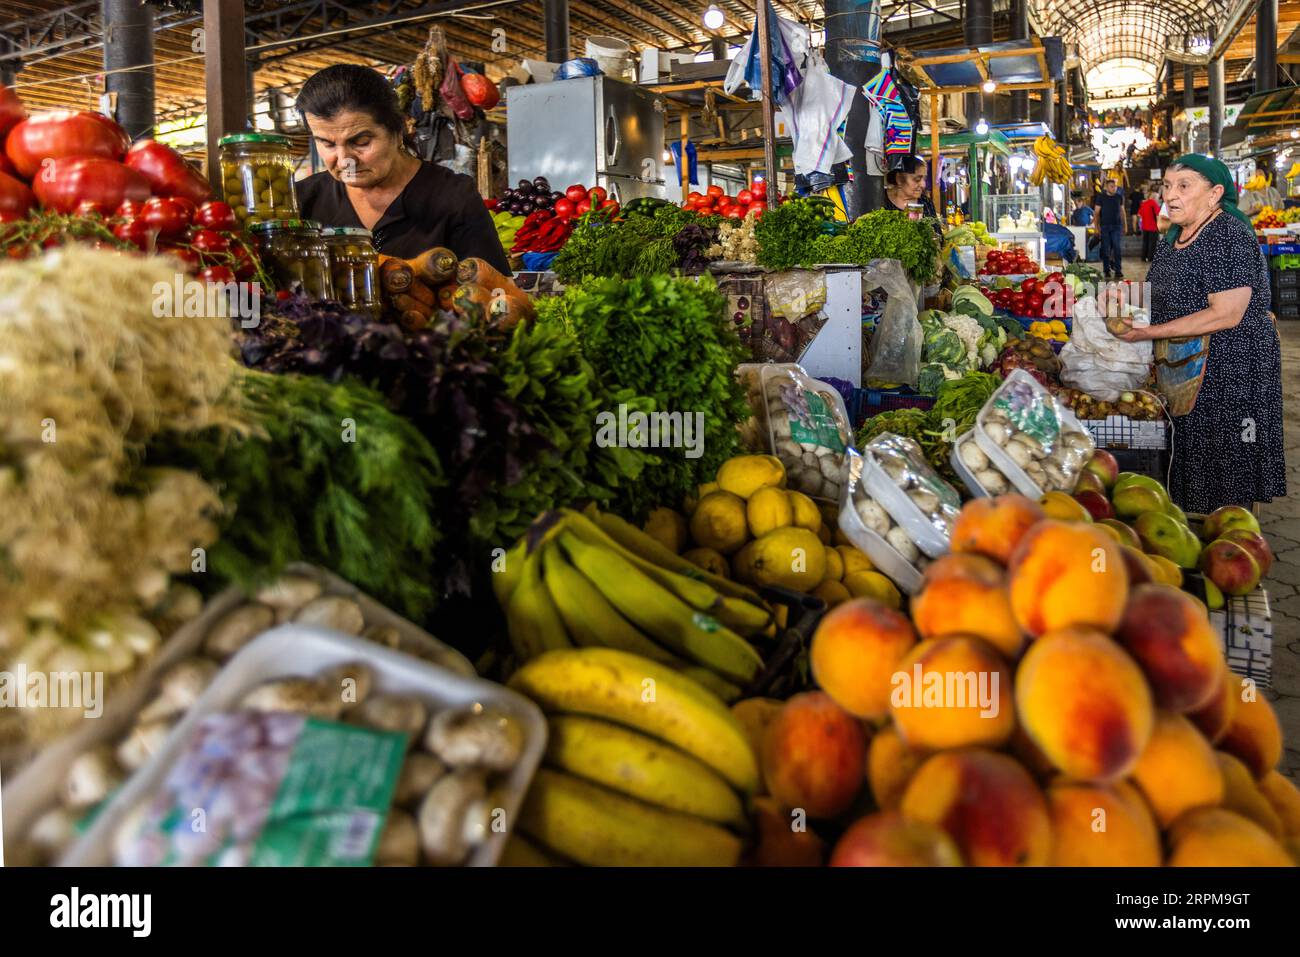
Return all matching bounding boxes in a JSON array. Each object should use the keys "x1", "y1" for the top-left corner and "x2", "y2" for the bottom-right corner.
[{"x1": 1033, "y1": 0, "x2": 1229, "y2": 99}]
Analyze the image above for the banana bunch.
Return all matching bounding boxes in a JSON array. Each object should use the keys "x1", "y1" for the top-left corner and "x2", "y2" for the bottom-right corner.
[
  {"x1": 492, "y1": 210, "x2": 526, "y2": 250},
  {"x1": 509, "y1": 646, "x2": 758, "y2": 865},
  {"x1": 1285, "y1": 162, "x2": 1300, "y2": 181},
  {"x1": 494, "y1": 508, "x2": 771, "y2": 703},
  {"x1": 1030, "y1": 136, "x2": 1071, "y2": 186},
  {"x1": 1244, "y1": 172, "x2": 1271, "y2": 191}
]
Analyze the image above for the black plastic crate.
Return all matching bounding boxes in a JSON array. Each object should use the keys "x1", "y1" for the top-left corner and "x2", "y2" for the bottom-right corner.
[
  {"x1": 1277, "y1": 302, "x2": 1300, "y2": 320},
  {"x1": 1111, "y1": 446, "x2": 1170, "y2": 481},
  {"x1": 1275, "y1": 286, "x2": 1300, "y2": 304},
  {"x1": 1273, "y1": 267, "x2": 1300, "y2": 287}
]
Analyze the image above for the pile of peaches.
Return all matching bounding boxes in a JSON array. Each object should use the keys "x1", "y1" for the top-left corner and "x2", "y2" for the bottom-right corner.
[{"x1": 739, "y1": 494, "x2": 1297, "y2": 867}]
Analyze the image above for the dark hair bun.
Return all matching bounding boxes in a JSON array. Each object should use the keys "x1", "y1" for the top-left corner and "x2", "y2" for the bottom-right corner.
[{"x1": 297, "y1": 64, "x2": 408, "y2": 139}]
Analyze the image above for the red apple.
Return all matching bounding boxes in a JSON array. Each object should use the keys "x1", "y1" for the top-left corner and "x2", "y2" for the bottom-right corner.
[
  {"x1": 1218, "y1": 528, "x2": 1273, "y2": 578},
  {"x1": 1074, "y1": 490, "x2": 1115, "y2": 521},
  {"x1": 1083, "y1": 449, "x2": 1120, "y2": 490},
  {"x1": 1073, "y1": 470, "x2": 1107, "y2": 496},
  {"x1": 1201, "y1": 505, "x2": 1261, "y2": 542},
  {"x1": 1198, "y1": 540, "x2": 1261, "y2": 596}
]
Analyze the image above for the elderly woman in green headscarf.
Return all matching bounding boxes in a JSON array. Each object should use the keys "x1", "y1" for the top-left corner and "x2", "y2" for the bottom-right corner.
[{"x1": 1113, "y1": 153, "x2": 1286, "y2": 514}]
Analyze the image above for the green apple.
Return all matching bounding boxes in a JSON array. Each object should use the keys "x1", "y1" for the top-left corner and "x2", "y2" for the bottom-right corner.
[
  {"x1": 1134, "y1": 511, "x2": 1201, "y2": 568},
  {"x1": 1203, "y1": 577, "x2": 1225, "y2": 611},
  {"x1": 1113, "y1": 473, "x2": 1167, "y2": 498},
  {"x1": 1177, "y1": 523, "x2": 1203, "y2": 570},
  {"x1": 1165, "y1": 501, "x2": 1189, "y2": 526},
  {"x1": 1201, "y1": 505, "x2": 1261, "y2": 542},
  {"x1": 1100, "y1": 519, "x2": 1142, "y2": 550},
  {"x1": 1113, "y1": 482, "x2": 1171, "y2": 520}
]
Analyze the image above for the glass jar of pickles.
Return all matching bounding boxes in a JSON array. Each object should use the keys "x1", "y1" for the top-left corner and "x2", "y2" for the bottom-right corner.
[
  {"x1": 218, "y1": 133, "x2": 299, "y2": 231},
  {"x1": 250, "y1": 219, "x2": 334, "y2": 301},
  {"x1": 321, "y1": 227, "x2": 382, "y2": 318}
]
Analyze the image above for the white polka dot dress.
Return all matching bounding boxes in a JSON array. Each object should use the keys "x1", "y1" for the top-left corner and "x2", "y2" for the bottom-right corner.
[{"x1": 1147, "y1": 212, "x2": 1287, "y2": 512}]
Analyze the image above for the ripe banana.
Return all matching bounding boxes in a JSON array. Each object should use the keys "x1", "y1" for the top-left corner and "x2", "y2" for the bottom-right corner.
[
  {"x1": 504, "y1": 548, "x2": 571, "y2": 660},
  {"x1": 518, "y1": 768, "x2": 743, "y2": 867},
  {"x1": 544, "y1": 715, "x2": 747, "y2": 827},
  {"x1": 558, "y1": 530, "x2": 763, "y2": 684},
  {"x1": 508, "y1": 647, "x2": 760, "y2": 793},
  {"x1": 678, "y1": 665, "x2": 743, "y2": 704},
  {"x1": 538, "y1": 540, "x2": 681, "y2": 665},
  {"x1": 498, "y1": 832, "x2": 568, "y2": 866},
  {"x1": 491, "y1": 535, "x2": 528, "y2": 607}
]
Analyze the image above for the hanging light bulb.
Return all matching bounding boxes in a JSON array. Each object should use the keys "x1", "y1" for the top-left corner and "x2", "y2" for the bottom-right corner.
[
  {"x1": 703, "y1": 5, "x2": 725, "y2": 29},
  {"x1": 1291, "y1": 129, "x2": 1299, "y2": 140},
  {"x1": 982, "y1": 79, "x2": 997, "y2": 93},
  {"x1": 975, "y1": 118, "x2": 989, "y2": 135}
]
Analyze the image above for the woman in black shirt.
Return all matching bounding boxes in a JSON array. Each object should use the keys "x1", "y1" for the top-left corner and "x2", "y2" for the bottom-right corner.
[
  {"x1": 883, "y1": 154, "x2": 939, "y2": 221},
  {"x1": 294, "y1": 64, "x2": 509, "y2": 272}
]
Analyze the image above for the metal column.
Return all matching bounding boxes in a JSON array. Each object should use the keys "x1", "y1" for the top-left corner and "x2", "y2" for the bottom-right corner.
[
  {"x1": 1040, "y1": 81, "x2": 1054, "y2": 129},
  {"x1": 103, "y1": 0, "x2": 155, "y2": 140},
  {"x1": 825, "y1": 0, "x2": 883, "y2": 217},
  {"x1": 1057, "y1": 75, "x2": 1068, "y2": 141},
  {"x1": 1184, "y1": 64, "x2": 1196, "y2": 109},
  {"x1": 755, "y1": 0, "x2": 778, "y2": 189},
  {"x1": 1256, "y1": 0, "x2": 1278, "y2": 93},
  {"x1": 1009, "y1": 0, "x2": 1029, "y2": 121},
  {"x1": 964, "y1": 0, "x2": 993, "y2": 126},
  {"x1": 543, "y1": 0, "x2": 570, "y2": 64},
  {"x1": 204, "y1": 0, "x2": 248, "y2": 190},
  {"x1": 1208, "y1": 55, "x2": 1224, "y2": 156}
]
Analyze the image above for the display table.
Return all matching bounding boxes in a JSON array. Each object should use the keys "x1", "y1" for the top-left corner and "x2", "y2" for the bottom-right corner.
[{"x1": 1213, "y1": 589, "x2": 1274, "y2": 690}]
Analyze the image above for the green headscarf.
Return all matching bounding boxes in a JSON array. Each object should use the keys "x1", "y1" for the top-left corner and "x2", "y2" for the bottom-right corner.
[{"x1": 1163, "y1": 153, "x2": 1255, "y2": 243}]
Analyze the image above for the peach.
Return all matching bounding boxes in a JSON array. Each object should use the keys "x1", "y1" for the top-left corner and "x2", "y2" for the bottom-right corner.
[
  {"x1": 867, "y1": 725, "x2": 927, "y2": 811},
  {"x1": 731, "y1": 697, "x2": 785, "y2": 794},
  {"x1": 1166, "y1": 808, "x2": 1295, "y2": 867},
  {"x1": 1113, "y1": 780, "x2": 1162, "y2": 848},
  {"x1": 1130, "y1": 711, "x2": 1223, "y2": 827},
  {"x1": 911, "y1": 554, "x2": 1025, "y2": 659},
  {"x1": 1216, "y1": 751, "x2": 1284, "y2": 838},
  {"x1": 1015, "y1": 626, "x2": 1154, "y2": 782},
  {"x1": 1045, "y1": 783, "x2": 1161, "y2": 866},
  {"x1": 1114, "y1": 583, "x2": 1222, "y2": 713},
  {"x1": 889, "y1": 636, "x2": 1015, "y2": 751},
  {"x1": 1007, "y1": 520, "x2": 1129, "y2": 637},
  {"x1": 1009, "y1": 725, "x2": 1058, "y2": 783},
  {"x1": 745, "y1": 796, "x2": 826, "y2": 867},
  {"x1": 900, "y1": 749, "x2": 1051, "y2": 867},
  {"x1": 1219, "y1": 693, "x2": 1283, "y2": 779},
  {"x1": 761, "y1": 691, "x2": 868, "y2": 819},
  {"x1": 1188, "y1": 662, "x2": 1239, "y2": 744},
  {"x1": 809, "y1": 598, "x2": 917, "y2": 719},
  {"x1": 950, "y1": 494, "x2": 1045, "y2": 566},
  {"x1": 1118, "y1": 546, "x2": 1157, "y2": 586},
  {"x1": 830, "y1": 811, "x2": 963, "y2": 867},
  {"x1": 1257, "y1": 772, "x2": 1300, "y2": 837}
]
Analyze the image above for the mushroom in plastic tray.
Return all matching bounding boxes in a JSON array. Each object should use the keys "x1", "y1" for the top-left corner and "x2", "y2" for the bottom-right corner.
[
  {"x1": 861, "y1": 433, "x2": 962, "y2": 555},
  {"x1": 974, "y1": 369, "x2": 1095, "y2": 496},
  {"x1": 951, "y1": 431, "x2": 1012, "y2": 497},
  {"x1": 758, "y1": 364, "x2": 853, "y2": 503},
  {"x1": 837, "y1": 449, "x2": 927, "y2": 595},
  {"x1": 110, "y1": 659, "x2": 526, "y2": 868}
]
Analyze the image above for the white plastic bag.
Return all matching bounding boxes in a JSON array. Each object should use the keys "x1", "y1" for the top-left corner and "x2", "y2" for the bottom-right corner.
[
  {"x1": 1058, "y1": 294, "x2": 1153, "y2": 401},
  {"x1": 787, "y1": 52, "x2": 854, "y2": 176},
  {"x1": 862, "y1": 258, "x2": 923, "y2": 388}
]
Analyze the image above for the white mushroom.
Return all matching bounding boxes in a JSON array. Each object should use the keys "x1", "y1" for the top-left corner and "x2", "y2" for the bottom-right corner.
[
  {"x1": 983, "y1": 421, "x2": 1010, "y2": 446},
  {"x1": 1005, "y1": 440, "x2": 1033, "y2": 468},
  {"x1": 151, "y1": 582, "x2": 204, "y2": 628},
  {"x1": 139, "y1": 657, "x2": 219, "y2": 722},
  {"x1": 322, "y1": 661, "x2": 374, "y2": 710},
  {"x1": 418, "y1": 768, "x2": 490, "y2": 866},
  {"x1": 203, "y1": 603, "x2": 275, "y2": 660},
  {"x1": 426, "y1": 706, "x2": 524, "y2": 771},
  {"x1": 293, "y1": 596, "x2": 365, "y2": 635},
  {"x1": 908, "y1": 488, "x2": 940, "y2": 514},
  {"x1": 886, "y1": 526, "x2": 920, "y2": 563},
  {"x1": 818, "y1": 454, "x2": 841, "y2": 480},
  {"x1": 776, "y1": 439, "x2": 802, "y2": 461},
  {"x1": 394, "y1": 753, "x2": 448, "y2": 806},
  {"x1": 855, "y1": 498, "x2": 890, "y2": 537},
  {"x1": 239, "y1": 677, "x2": 342, "y2": 719},
  {"x1": 63, "y1": 745, "x2": 122, "y2": 809},
  {"x1": 977, "y1": 470, "x2": 1009, "y2": 494},
  {"x1": 801, "y1": 451, "x2": 820, "y2": 470},
  {"x1": 117, "y1": 717, "x2": 176, "y2": 772},
  {"x1": 361, "y1": 623, "x2": 403, "y2": 651},
  {"x1": 28, "y1": 808, "x2": 77, "y2": 853},
  {"x1": 959, "y1": 440, "x2": 989, "y2": 472},
  {"x1": 374, "y1": 809, "x2": 420, "y2": 866},
  {"x1": 254, "y1": 574, "x2": 323, "y2": 613},
  {"x1": 351, "y1": 694, "x2": 428, "y2": 741}
]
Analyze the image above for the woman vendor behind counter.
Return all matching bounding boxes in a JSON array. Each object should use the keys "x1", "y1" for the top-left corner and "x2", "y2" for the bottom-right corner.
[
  {"x1": 294, "y1": 64, "x2": 510, "y2": 273},
  {"x1": 883, "y1": 155, "x2": 939, "y2": 222}
]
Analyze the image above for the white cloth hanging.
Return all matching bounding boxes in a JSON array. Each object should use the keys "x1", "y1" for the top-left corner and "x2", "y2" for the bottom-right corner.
[{"x1": 788, "y1": 52, "x2": 854, "y2": 176}]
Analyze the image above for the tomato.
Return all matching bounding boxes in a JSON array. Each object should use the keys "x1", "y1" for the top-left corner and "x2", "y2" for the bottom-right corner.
[
  {"x1": 138, "y1": 196, "x2": 192, "y2": 239},
  {"x1": 0, "y1": 167, "x2": 33, "y2": 218},
  {"x1": 565, "y1": 184, "x2": 588, "y2": 204},
  {"x1": 599, "y1": 199, "x2": 619, "y2": 217},
  {"x1": 198, "y1": 264, "x2": 236, "y2": 284},
  {"x1": 687, "y1": 191, "x2": 704, "y2": 206},
  {"x1": 1009, "y1": 292, "x2": 1027, "y2": 314},
  {"x1": 707, "y1": 184, "x2": 724, "y2": 198},
  {"x1": 0, "y1": 83, "x2": 25, "y2": 142},
  {"x1": 735, "y1": 189, "x2": 753, "y2": 206},
  {"x1": 123, "y1": 139, "x2": 212, "y2": 205},
  {"x1": 158, "y1": 243, "x2": 200, "y2": 271},
  {"x1": 1046, "y1": 271, "x2": 1065, "y2": 285},
  {"x1": 1021, "y1": 277, "x2": 1039, "y2": 293},
  {"x1": 115, "y1": 199, "x2": 145, "y2": 221},
  {"x1": 193, "y1": 200, "x2": 237, "y2": 231},
  {"x1": 31, "y1": 157, "x2": 149, "y2": 214},
  {"x1": 112, "y1": 218, "x2": 154, "y2": 251},
  {"x1": 588, "y1": 186, "x2": 607, "y2": 205},
  {"x1": 73, "y1": 199, "x2": 110, "y2": 217},
  {"x1": 751, "y1": 180, "x2": 767, "y2": 199},
  {"x1": 1026, "y1": 292, "x2": 1045, "y2": 315},
  {"x1": 553, "y1": 198, "x2": 575, "y2": 219},
  {"x1": 190, "y1": 228, "x2": 230, "y2": 255},
  {"x1": 749, "y1": 200, "x2": 767, "y2": 215},
  {"x1": 575, "y1": 198, "x2": 592, "y2": 216},
  {"x1": 6, "y1": 110, "x2": 129, "y2": 180}
]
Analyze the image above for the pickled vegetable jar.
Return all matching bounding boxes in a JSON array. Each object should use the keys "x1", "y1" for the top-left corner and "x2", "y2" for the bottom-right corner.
[
  {"x1": 218, "y1": 133, "x2": 299, "y2": 230},
  {"x1": 250, "y1": 219, "x2": 334, "y2": 300},
  {"x1": 321, "y1": 227, "x2": 382, "y2": 318}
]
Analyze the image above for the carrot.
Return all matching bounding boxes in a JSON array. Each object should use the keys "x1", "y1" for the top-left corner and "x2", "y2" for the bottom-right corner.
[
  {"x1": 378, "y1": 257, "x2": 414, "y2": 294},
  {"x1": 410, "y1": 246, "x2": 458, "y2": 285},
  {"x1": 391, "y1": 293, "x2": 433, "y2": 318},
  {"x1": 456, "y1": 257, "x2": 516, "y2": 290},
  {"x1": 489, "y1": 288, "x2": 525, "y2": 330},
  {"x1": 403, "y1": 277, "x2": 436, "y2": 309},
  {"x1": 436, "y1": 282, "x2": 458, "y2": 311},
  {"x1": 398, "y1": 309, "x2": 430, "y2": 332}
]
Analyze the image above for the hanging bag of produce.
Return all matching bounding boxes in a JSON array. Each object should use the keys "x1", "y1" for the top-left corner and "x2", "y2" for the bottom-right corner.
[
  {"x1": 459, "y1": 70, "x2": 499, "y2": 110},
  {"x1": 1153, "y1": 335, "x2": 1210, "y2": 417},
  {"x1": 1059, "y1": 293, "x2": 1153, "y2": 401},
  {"x1": 862, "y1": 258, "x2": 924, "y2": 388},
  {"x1": 440, "y1": 59, "x2": 476, "y2": 120}
]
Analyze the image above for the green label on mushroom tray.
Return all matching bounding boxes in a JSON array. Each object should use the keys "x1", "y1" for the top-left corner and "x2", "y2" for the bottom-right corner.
[
  {"x1": 116, "y1": 712, "x2": 406, "y2": 867},
  {"x1": 992, "y1": 388, "x2": 1060, "y2": 448},
  {"x1": 787, "y1": 390, "x2": 846, "y2": 453}
]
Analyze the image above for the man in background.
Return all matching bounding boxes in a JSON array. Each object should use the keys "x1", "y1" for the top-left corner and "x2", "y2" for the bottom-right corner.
[
  {"x1": 1128, "y1": 182, "x2": 1145, "y2": 233},
  {"x1": 1138, "y1": 185, "x2": 1162, "y2": 262},
  {"x1": 1093, "y1": 178, "x2": 1127, "y2": 279}
]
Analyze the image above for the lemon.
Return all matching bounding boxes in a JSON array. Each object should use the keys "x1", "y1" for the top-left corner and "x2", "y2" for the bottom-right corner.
[
  {"x1": 787, "y1": 491, "x2": 823, "y2": 534},
  {"x1": 682, "y1": 547, "x2": 730, "y2": 579},
  {"x1": 730, "y1": 541, "x2": 756, "y2": 584},
  {"x1": 744, "y1": 527, "x2": 826, "y2": 592},
  {"x1": 835, "y1": 545, "x2": 875, "y2": 576},
  {"x1": 1049, "y1": 320, "x2": 1066, "y2": 333},
  {"x1": 823, "y1": 545, "x2": 844, "y2": 582},
  {"x1": 842, "y1": 570, "x2": 902, "y2": 609},
  {"x1": 716, "y1": 454, "x2": 786, "y2": 500},
  {"x1": 689, "y1": 491, "x2": 749, "y2": 555},
  {"x1": 746, "y1": 486, "x2": 794, "y2": 538},
  {"x1": 643, "y1": 507, "x2": 689, "y2": 554},
  {"x1": 813, "y1": 579, "x2": 851, "y2": 608}
]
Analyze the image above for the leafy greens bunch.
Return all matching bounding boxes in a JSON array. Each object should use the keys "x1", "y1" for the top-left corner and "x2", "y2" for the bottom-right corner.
[{"x1": 551, "y1": 205, "x2": 722, "y2": 283}]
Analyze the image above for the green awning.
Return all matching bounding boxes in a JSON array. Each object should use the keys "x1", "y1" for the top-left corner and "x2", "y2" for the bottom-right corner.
[{"x1": 937, "y1": 129, "x2": 1013, "y2": 156}]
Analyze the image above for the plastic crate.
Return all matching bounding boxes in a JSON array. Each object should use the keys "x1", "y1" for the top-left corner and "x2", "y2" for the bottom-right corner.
[
  {"x1": 1277, "y1": 302, "x2": 1300, "y2": 320},
  {"x1": 849, "y1": 387, "x2": 935, "y2": 427},
  {"x1": 1109, "y1": 446, "x2": 1169, "y2": 480},
  {"x1": 1079, "y1": 416, "x2": 1168, "y2": 450},
  {"x1": 1275, "y1": 286, "x2": 1300, "y2": 304},
  {"x1": 1272, "y1": 267, "x2": 1300, "y2": 287}
]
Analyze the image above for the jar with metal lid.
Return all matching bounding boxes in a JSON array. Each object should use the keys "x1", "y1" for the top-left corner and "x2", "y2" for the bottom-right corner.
[
  {"x1": 218, "y1": 133, "x2": 299, "y2": 231},
  {"x1": 321, "y1": 226, "x2": 382, "y2": 318},
  {"x1": 250, "y1": 219, "x2": 334, "y2": 300}
]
